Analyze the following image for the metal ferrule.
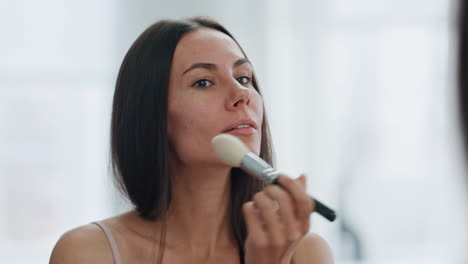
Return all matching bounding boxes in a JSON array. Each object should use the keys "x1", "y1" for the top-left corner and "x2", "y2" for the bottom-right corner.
[{"x1": 240, "y1": 152, "x2": 279, "y2": 183}]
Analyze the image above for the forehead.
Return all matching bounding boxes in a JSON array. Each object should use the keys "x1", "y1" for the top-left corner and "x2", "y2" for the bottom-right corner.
[{"x1": 172, "y1": 28, "x2": 245, "y2": 70}]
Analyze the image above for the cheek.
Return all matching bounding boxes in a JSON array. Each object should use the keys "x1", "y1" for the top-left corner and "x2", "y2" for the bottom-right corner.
[
  {"x1": 252, "y1": 92, "x2": 264, "y2": 123},
  {"x1": 247, "y1": 92, "x2": 264, "y2": 155},
  {"x1": 168, "y1": 85, "x2": 224, "y2": 139},
  {"x1": 167, "y1": 100, "x2": 221, "y2": 162},
  {"x1": 169, "y1": 105, "x2": 211, "y2": 141}
]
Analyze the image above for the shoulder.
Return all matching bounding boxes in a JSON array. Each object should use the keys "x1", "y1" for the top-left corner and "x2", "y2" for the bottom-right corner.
[
  {"x1": 293, "y1": 232, "x2": 334, "y2": 264},
  {"x1": 49, "y1": 223, "x2": 114, "y2": 264}
]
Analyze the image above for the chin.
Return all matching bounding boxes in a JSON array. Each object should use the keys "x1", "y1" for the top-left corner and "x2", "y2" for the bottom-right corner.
[{"x1": 247, "y1": 139, "x2": 262, "y2": 156}]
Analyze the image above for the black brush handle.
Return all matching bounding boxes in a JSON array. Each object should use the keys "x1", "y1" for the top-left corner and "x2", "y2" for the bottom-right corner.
[
  {"x1": 312, "y1": 197, "x2": 336, "y2": 222},
  {"x1": 272, "y1": 178, "x2": 337, "y2": 222}
]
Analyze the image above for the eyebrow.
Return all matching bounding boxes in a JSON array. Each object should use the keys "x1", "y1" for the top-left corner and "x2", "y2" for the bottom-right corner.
[{"x1": 182, "y1": 58, "x2": 251, "y2": 75}]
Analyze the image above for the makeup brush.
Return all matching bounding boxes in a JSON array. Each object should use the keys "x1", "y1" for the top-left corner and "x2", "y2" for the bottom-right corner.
[{"x1": 211, "y1": 133, "x2": 336, "y2": 222}]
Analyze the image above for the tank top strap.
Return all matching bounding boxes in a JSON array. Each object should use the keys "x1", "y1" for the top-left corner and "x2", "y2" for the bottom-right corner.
[{"x1": 92, "y1": 221, "x2": 122, "y2": 264}]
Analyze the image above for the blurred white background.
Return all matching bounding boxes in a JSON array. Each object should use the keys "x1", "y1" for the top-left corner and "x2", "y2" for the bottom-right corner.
[{"x1": 1, "y1": 0, "x2": 467, "y2": 263}]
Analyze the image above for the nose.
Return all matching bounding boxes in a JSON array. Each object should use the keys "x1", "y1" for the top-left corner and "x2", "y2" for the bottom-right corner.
[{"x1": 225, "y1": 84, "x2": 252, "y2": 111}]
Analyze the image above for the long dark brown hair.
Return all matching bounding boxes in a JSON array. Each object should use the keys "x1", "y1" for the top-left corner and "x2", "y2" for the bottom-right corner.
[{"x1": 110, "y1": 17, "x2": 274, "y2": 263}]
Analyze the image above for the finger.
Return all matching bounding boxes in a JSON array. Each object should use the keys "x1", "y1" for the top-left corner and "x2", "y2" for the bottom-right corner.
[
  {"x1": 242, "y1": 201, "x2": 268, "y2": 245},
  {"x1": 296, "y1": 174, "x2": 307, "y2": 190},
  {"x1": 263, "y1": 185, "x2": 300, "y2": 240},
  {"x1": 253, "y1": 192, "x2": 283, "y2": 245},
  {"x1": 277, "y1": 175, "x2": 314, "y2": 218}
]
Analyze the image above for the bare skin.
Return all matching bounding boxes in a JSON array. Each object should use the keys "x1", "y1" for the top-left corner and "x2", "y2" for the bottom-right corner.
[{"x1": 50, "y1": 28, "x2": 334, "y2": 264}]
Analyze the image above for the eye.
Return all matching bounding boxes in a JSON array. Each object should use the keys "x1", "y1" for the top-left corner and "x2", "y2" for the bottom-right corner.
[
  {"x1": 236, "y1": 76, "x2": 251, "y2": 85},
  {"x1": 193, "y1": 79, "x2": 213, "y2": 88}
]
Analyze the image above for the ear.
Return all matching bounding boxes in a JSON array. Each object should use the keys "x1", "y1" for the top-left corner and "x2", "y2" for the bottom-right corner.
[{"x1": 296, "y1": 174, "x2": 307, "y2": 190}]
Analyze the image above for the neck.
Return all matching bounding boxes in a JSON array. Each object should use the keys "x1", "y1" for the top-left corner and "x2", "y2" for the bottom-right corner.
[{"x1": 165, "y1": 161, "x2": 236, "y2": 256}]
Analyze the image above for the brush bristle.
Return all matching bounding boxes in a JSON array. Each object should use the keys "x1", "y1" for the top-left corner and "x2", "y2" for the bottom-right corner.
[{"x1": 211, "y1": 134, "x2": 251, "y2": 167}]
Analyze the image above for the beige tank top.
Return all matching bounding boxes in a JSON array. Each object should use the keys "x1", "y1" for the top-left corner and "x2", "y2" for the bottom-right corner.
[{"x1": 92, "y1": 221, "x2": 122, "y2": 264}]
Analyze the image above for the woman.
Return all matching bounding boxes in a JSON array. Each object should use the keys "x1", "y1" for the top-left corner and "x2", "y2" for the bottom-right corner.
[{"x1": 50, "y1": 17, "x2": 333, "y2": 264}]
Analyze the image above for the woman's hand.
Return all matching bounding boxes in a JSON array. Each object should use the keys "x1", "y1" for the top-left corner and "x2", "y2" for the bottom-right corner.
[{"x1": 242, "y1": 174, "x2": 315, "y2": 264}]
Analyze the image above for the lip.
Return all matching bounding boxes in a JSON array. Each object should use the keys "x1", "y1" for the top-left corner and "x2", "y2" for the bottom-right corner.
[
  {"x1": 222, "y1": 119, "x2": 258, "y2": 134},
  {"x1": 225, "y1": 126, "x2": 256, "y2": 136}
]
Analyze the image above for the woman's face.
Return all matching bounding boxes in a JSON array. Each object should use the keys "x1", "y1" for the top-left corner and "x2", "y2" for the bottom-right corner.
[{"x1": 167, "y1": 28, "x2": 263, "y2": 167}]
